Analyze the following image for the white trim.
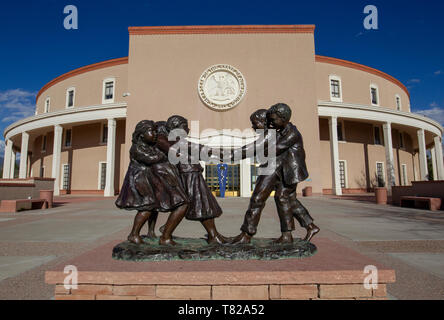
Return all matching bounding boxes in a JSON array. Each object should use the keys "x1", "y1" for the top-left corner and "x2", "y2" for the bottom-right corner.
[
  {"x1": 376, "y1": 161, "x2": 386, "y2": 187},
  {"x1": 370, "y1": 83, "x2": 380, "y2": 106},
  {"x1": 4, "y1": 103, "x2": 127, "y2": 140},
  {"x1": 318, "y1": 101, "x2": 443, "y2": 137},
  {"x1": 44, "y1": 97, "x2": 51, "y2": 113},
  {"x1": 102, "y1": 78, "x2": 115, "y2": 104},
  {"x1": 339, "y1": 159, "x2": 348, "y2": 188},
  {"x1": 65, "y1": 87, "x2": 76, "y2": 108},
  {"x1": 60, "y1": 163, "x2": 70, "y2": 190},
  {"x1": 395, "y1": 94, "x2": 402, "y2": 111},
  {"x1": 98, "y1": 161, "x2": 107, "y2": 190},
  {"x1": 329, "y1": 75, "x2": 343, "y2": 103}
]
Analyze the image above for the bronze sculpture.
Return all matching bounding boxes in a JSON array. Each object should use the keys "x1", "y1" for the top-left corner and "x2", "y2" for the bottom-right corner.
[
  {"x1": 230, "y1": 103, "x2": 320, "y2": 244},
  {"x1": 115, "y1": 120, "x2": 189, "y2": 246},
  {"x1": 113, "y1": 103, "x2": 319, "y2": 260}
]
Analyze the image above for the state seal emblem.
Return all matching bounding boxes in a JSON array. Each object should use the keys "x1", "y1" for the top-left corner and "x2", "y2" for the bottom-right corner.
[{"x1": 198, "y1": 64, "x2": 246, "y2": 111}]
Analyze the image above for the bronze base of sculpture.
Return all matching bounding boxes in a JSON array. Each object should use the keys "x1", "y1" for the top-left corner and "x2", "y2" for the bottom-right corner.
[{"x1": 112, "y1": 236, "x2": 317, "y2": 262}]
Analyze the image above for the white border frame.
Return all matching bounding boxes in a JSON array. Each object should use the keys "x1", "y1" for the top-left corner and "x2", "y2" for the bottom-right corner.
[
  {"x1": 338, "y1": 159, "x2": 348, "y2": 188},
  {"x1": 395, "y1": 94, "x2": 402, "y2": 111},
  {"x1": 102, "y1": 78, "x2": 115, "y2": 104},
  {"x1": 98, "y1": 161, "x2": 107, "y2": 190},
  {"x1": 376, "y1": 161, "x2": 386, "y2": 187},
  {"x1": 65, "y1": 87, "x2": 76, "y2": 108},
  {"x1": 329, "y1": 75, "x2": 343, "y2": 103},
  {"x1": 370, "y1": 83, "x2": 380, "y2": 106},
  {"x1": 60, "y1": 163, "x2": 70, "y2": 190},
  {"x1": 44, "y1": 97, "x2": 51, "y2": 113}
]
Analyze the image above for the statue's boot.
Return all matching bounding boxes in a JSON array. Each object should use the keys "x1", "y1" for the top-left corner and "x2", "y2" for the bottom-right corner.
[
  {"x1": 273, "y1": 231, "x2": 293, "y2": 244},
  {"x1": 303, "y1": 223, "x2": 320, "y2": 242}
]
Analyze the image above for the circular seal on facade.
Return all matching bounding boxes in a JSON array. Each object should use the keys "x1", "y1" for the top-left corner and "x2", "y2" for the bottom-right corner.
[{"x1": 198, "y1": 64, "x2": 246, "y2": 111}]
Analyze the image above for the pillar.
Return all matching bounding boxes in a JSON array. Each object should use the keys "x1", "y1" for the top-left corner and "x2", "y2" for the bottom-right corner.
[
  {"x1": 328, "y1": 116, "x2": 342, "y2": 195},
  {"x1": 434, "y1": 136, "x2": 444, "y2": 180},
  {"x1": 382, "y1": 122, "x2": 396, "y2": 190},
  {"x1": 431, "y1": 147, "x2": 438, "y2": 180},
  {"x1": 19, "y1": 132, "x2": 29, "y2": 178},
  {"x1": 240, "y1": 158, "x2": 251, "y2": 198},
  {"x1": 10, "y1": 150, "x2": 16, "y2": 178},
  {"x1": 2, "y1": 139, "x2": 13, "y2": 179},
  {"x1": 104, "y1": 118, "x2": 116, "y2": 197},
  {"x1": 52, "y1": 125, "x2": 63, "y2": 195},
  {"x1": 417, "y1": 129, "x2": 428, "y2": 181}
]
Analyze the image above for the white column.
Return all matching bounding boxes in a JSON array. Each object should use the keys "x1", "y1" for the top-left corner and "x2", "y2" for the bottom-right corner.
[
  {"x1": 2, "y1": 139, "x2": 13, "y2": 179},
  {"x1": 382, "y1": 122, "x2": 396, "y2": 190},
  {"x1": 240, "y1": 158, "x2": 251, "y2": 198},
  {"x1": 52, "y1": 125, "x2": 63, "y2": 196},
  {"x1": 19, "y1": 132, "x2": 29, "y2": 178},
  {"x1": 431, "y1": 147, "x2": 438, "y2": 180},
  {"x1": 104, "y1": 118, "x2": 116, "y2": 197},
  {"x1": 10, "y1": 150, "x2": 16, "y2": 178},
  {"x1": 328, "y1": 116, "x2": 342, "y2": 195},
  {"x1": 417, "y1": 129, "x2": 428, "y2": 181},
  {"x1": 434, "y1": 136, "x2": 444, "y2": 180}
]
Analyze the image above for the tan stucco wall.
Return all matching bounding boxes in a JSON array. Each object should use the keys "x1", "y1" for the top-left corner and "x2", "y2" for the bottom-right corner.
[
  {"x1": 315, "y1": 61, "x2": 410, "y2": 111},
  {"x1": 36, "y1": 64, "x2": 128, "y2": 114},
  {"x1": 126, "y1": 32, "x2": 322, "y2": 193}
]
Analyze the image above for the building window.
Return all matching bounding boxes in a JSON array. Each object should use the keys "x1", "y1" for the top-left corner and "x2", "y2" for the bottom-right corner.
[
  {"x1": 374, "y1": 126, "x2": 382, "y2": 145},
  {"x1": 370, "y1": 85, "x2": 379, "y2": 105},
  {"x1": 64, "y1": 128, "x2": 72, "y2": 148},
  {"x1": 40, "y1": 166, "x2": 45, "y2": 178},
  {"x1": 337, "y1": 121, "x2": 345, "y2": 141},
  {"x1": 339, "y1": 160, "x2": 347, "y2": 188},
  {"x1": 42, "y1": 135, "x2": 47, "y2": 152},
  {"x1": 399, "y1": 132, "x2": 404, "y2": 149},
  {"x1": 103, "y1": 78, "x2": 115, "y2": 103},
  {"x1": 44, "y1": 98, "x2": 50, "y2": 113},
  {"x1": 329, "y1": 75, "x2": 342, "y2": 102},
  {"x1": 101, "y1": 124, "x2": 108, "y2": 144},
  {"x1": 62, "y1": 164, "x2": 70, "y2": 190},
  {"x1": 66, "y1": 88, "x2": 75, "y2": 108},
  {"x1": 376, "y1": 162, "x2": 385, "y2": 187},
  {"x1": 401, "y1": 164, "x2": 408, "y2": 186},
  {"x1": 99, "y1": 162, "x2": 107, "y2": 190},
  {"x1": 396, "y1": 95, "x2": 402, "y2": 111},
  {"x1": 205, "y1": 164, "x2": 240, "y2": 196}
]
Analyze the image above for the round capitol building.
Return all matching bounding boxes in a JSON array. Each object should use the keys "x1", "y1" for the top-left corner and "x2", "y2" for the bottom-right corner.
[{"x1": 2, "y1": 25, "x2": 443, "y2": 197}]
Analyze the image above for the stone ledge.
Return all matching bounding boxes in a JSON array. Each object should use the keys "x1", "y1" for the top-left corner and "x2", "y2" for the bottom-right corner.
[{"x1": 52, "y1": 283, "x2": 391, "y2": 300}]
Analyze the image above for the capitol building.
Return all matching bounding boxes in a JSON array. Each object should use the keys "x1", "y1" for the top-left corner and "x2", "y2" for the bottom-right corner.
[{"x1": 2, "y1": 25, "x2": 443, "y2": 197}]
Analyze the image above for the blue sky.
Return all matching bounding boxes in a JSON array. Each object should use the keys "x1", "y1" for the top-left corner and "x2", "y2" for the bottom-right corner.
[{"x1": 1, "y1": 0, "x2": 443, "y2": 155}]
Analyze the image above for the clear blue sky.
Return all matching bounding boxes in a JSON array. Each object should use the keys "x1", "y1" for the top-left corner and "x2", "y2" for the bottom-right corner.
[{"x1": 1, "y1": 0, "x2": 443, "y2": 155}]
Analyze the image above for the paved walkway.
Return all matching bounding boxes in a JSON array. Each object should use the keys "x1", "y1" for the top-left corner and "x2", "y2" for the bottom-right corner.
[{"x1": 0, "y1": 195, "x2": 443, "y2": 299}]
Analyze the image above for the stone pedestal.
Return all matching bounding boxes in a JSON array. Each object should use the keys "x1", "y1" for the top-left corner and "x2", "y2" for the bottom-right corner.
[{"x1": 45, "y1": 237, "x2": 395, "y2": 300}]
